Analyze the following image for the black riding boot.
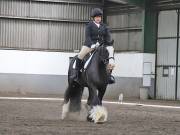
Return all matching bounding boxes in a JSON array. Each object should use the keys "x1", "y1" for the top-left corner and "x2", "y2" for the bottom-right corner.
[
  {"x1": 73, "y1": 57, "x2": 83, "y2": 84},
  {"x1": 108, "y1": 70, "x2": 115, "y2": 84}
]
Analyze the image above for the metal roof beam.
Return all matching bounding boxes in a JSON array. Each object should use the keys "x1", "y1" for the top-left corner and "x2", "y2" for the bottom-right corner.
[
  {"x1": 106, "y1": 0, "x2": 128, "y2": 4},
  {"x1": 106, "y1": 0, "x2": 145, "y2": 7}
]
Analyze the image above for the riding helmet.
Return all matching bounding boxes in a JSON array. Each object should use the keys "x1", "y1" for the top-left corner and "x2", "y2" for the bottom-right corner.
[{"x1": 91, "y1": 8, "x2": 103, "y2": 17}]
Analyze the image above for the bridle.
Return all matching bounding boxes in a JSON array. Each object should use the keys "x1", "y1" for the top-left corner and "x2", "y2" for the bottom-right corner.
[{"x1": 95, "y1": 44, "x2": 114, "y2": 65}]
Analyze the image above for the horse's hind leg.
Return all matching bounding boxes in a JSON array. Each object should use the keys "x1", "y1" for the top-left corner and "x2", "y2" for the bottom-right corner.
[
  {"x1": 62, "y1": 85, "x2": 72, "y2": 120},
  {"x1": 69, "y1": 85, "x2": 84, "y2": 112},
  {"x1": 62, "y1": 83, "x2": 84, "y2": 120}
]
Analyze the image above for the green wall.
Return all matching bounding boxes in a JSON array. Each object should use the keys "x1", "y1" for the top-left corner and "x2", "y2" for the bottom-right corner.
[
  {"x1": 129, "y1": 0, "x2": 158, "y2": 53},
  {"x1": 126, "y1": 0, "x2": 158, "y2": 53},
  {"x1": 144, "y1": 9, "x2": 158, "y2": 53},
  {"x1": 126, "y1": 0, "x2": 145, "y2": 7}
]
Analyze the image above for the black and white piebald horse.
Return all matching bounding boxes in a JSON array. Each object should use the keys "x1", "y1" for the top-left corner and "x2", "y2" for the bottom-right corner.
[{"x1": 62, "y1": 42, "x2": 113, "y2": 123}]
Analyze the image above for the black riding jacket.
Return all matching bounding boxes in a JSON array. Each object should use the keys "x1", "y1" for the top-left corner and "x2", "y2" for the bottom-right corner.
[{"x1": 84, "y1": 21, "x2": 112, "y2": 47}]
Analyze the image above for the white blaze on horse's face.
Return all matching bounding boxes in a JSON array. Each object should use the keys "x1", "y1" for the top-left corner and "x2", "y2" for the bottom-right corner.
[
  {"x1": 106, "y1": 46, "x2": 115, "y2": 69},
  {"x1": 106, "y1": 46, "x2": 114, "y2": 58}
]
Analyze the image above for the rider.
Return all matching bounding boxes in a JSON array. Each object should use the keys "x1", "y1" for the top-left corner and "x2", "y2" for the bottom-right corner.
[{"x1": 73, "y1": 8, "x2": 115, "y2": 84}]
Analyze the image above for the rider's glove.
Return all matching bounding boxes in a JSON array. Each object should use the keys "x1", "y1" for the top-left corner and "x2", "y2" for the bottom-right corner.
[{"x1": 91, "y1": 42, "x2": 100, "y2": 49}]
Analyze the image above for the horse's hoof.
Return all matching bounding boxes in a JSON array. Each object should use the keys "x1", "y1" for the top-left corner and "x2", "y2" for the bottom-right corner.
[
  {"x1": 88, "y1": 105, "x2": 108, "y2": 124},
  {"x1": 87, "y1": 114, "x2": 94, "y2": 122}
]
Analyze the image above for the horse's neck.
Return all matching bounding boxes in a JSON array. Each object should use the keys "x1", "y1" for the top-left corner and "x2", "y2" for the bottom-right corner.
[
  {"x1": 92, "y1": 52, "x2": 106, "y2": 73},
  {"x1": 92, "y1": 52, "x2": 100, "y2": 66}
]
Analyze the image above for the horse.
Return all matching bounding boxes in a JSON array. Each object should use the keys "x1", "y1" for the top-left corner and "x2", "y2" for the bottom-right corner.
[{"x1": 62, "y1": 43, "x2": 113, "y2": 123}]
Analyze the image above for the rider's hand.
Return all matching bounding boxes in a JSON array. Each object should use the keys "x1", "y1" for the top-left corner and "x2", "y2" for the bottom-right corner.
[
  {"x1": 91, "y1": 42, "x2": 100, "y2": 49},
  {"x1": 91, "y1": 44, "x2": 96, "y2": 49},
  {"x1": 95, "y1": 42, "x2": 100, "y2": 46}
]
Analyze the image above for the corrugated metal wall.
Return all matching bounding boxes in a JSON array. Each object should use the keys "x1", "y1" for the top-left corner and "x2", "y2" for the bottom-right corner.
[
  {"x1": 105, "y1": 4, "x2": 144, "y2": 52},
  {"x1": 177, "y1": 15, "x2": 180, "y2": 100},
  {"x1": 0, "y1": 0, "x2": 145, "y2": 52},
  {"x1": 156, "y1": 10, "x2": 178, "y2": 100},
  {"x1": 0, "y1": 19, "x2": 85, "y2": 50},
  {"x1": 151, "y1": 0, "x2": 180, "y2": 10},
  {"x1": 156, "y1": 39, "x2": 177, "y2": 100},
  {"x1": 0, "y1": 0, "x2": 100, "y2": 20},
  {"x1": 0, "y1": 0, "x2": 102, "y2": 51},
  {"x1": 178, "y1": 40, "x2": 180, "y2": 100}
]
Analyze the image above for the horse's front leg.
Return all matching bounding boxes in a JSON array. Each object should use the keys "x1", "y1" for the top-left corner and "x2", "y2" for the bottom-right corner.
[
  {"x1": 86, "y1": 85, "x2": 101, "y2": 108},
  {"x1": 98, "y1": 86, "x2": 107, "y2": 105},
  {"x1": 87, "y1": 85, "x2": 108, "y2": 123}
]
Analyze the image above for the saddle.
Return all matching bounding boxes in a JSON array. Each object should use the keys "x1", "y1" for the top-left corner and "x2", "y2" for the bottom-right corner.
[{"x1": 72, "y1": 50, "x2": 96, "y2": 72}]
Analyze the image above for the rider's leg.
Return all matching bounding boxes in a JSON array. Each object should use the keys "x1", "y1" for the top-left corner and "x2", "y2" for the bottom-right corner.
[
  {"x1": 73, "y1": 46, "x2": 93, "y2": 84},
  {"x1": 78, "y1": 46, "x2": 93, "y2": 59}
]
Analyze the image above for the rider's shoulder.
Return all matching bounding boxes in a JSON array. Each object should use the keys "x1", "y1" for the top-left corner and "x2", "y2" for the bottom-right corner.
[
  {"x1": 85, "y1": 21, "x2": 93, "y2": 28},
  {"x1": 86, "y1": 21, "x2": 93, "y2": 26},
  {"x1": 85, "y1": 21, "x2": 109, "y2": 28}
]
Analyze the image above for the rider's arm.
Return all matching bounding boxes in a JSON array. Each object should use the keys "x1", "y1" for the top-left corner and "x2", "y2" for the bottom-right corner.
[
  {"x1": 104, "y1": 25, "x2": 115, "y2": 69},
  {"x1": 84, "y1": 24, "x2": 93, "y2": 47},
  {"x1": 104, "y1": 25, "x2": 114, "y2": 58},
  {"x1": 104, "y1": 25, "x2": 112, "y2": 46}
]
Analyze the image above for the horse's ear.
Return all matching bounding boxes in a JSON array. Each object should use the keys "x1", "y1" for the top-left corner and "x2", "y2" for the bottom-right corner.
[
  {"x1": 110, "y1": 39, "x2": 114, "y2": 45},
  {"x1": 105, "y1": 40, "x2": 114, "y2": 46}
]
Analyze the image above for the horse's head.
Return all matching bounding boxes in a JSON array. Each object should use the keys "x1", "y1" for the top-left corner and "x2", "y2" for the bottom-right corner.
[
  {"x1": 96, "y1": 45, "x2": 109, "y2": 65},
  {"x1": 96, "y1": 40, "x2": 114, "y2": 65}
]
